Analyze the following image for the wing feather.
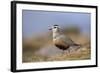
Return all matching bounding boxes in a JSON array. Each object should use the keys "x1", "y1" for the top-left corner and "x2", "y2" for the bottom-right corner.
[{"x1": 55, "y1": 35, "x2": 75, "y2": 45}]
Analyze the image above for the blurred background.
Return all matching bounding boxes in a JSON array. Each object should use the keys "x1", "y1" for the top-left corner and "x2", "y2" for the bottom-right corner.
[{"x1": 22, "y1": 10, "x2": 91, "y2": 63}]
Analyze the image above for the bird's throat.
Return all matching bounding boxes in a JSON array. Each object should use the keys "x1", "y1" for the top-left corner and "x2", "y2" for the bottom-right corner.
[{"x1": 53, "y1": 32, "x2": 60, "y2": 40}]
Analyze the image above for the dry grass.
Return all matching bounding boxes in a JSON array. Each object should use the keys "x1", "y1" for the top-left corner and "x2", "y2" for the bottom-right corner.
[
  {"x1": 47, "y1": 47, "x2": 90, "y2": 61},
  {"x1": 22, "y1": 28, "x2": 91, "y2": 63},
  {"x1": 23, "y1": 45, "x2": 91, "y2": 62}
]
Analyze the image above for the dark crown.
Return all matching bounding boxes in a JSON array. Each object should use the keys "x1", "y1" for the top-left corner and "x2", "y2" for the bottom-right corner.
[{"x1": 54, "y1": 24, "x2": 58, "y2": 26}]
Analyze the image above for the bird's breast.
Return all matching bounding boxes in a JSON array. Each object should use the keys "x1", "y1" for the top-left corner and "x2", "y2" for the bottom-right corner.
[
  {"x1": 53, "y1": 38, "x2": 68, "y2": 46},
  {"x1": 53, "y1": 39, "x2": 59, "y2": 45},
  {"x1": 53, "y1": 39, "x2": 69, "y2": 50}
]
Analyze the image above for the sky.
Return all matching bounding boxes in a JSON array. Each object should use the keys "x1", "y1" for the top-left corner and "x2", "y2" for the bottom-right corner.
[{"x1": 22, "y1": 10, "x2": 91, "y2": 38}]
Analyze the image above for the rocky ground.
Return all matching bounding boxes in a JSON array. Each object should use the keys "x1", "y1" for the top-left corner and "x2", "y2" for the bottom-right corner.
[{"x1": 23, "y1": 43, "x2": 90, "y2": 62}]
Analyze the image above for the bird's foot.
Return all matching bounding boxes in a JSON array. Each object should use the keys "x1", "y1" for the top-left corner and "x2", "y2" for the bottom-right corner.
[{"x1": 62, "y1": 50, "x2": 70, "y2": 55}]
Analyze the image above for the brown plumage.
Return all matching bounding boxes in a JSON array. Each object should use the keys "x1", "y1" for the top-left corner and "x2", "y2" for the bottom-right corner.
[
  {"x1": 53, "y1": 38, "x2": 70, "y2": 51},
  {"x1": 50, "y1": 25, "x2": 80, "y2": 52}
]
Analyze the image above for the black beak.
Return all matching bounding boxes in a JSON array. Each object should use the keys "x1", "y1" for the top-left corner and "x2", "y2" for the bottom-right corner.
[{"x1": 49, "y1": 28, "x2": 52, "y2": 30}]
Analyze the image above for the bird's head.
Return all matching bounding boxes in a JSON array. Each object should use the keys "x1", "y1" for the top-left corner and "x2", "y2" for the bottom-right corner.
[{"x1": 49, "y1": 24, "x2": 60, "y2": 33}]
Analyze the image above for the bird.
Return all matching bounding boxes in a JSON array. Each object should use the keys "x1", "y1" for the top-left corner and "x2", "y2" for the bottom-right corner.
[{"x1": 49, "y1": 25, "x2": 80, "y2": 53}]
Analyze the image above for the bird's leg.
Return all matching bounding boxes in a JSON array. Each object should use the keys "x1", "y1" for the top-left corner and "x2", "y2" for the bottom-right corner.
[
  {"x1": 63, "y1": 50, "x2": 65, "y2": 54},
  {"x1": 61, "y1": 50, "x2": 64, "y2": 54},
  {"x1": 63, "y1": 50, "x2": 68, "y2": 54},
  {"x1": 61, "y1": 50, "x2": 65, "y2": 55},
  {"x1": 66, "y1": 49, "x2": 70, "y2": 55}
]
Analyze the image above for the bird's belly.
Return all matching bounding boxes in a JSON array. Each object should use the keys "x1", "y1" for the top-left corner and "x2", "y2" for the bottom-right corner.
[
  {"x1": 53, "y1": 39, "x2": 69, "y2": 50},
  {"x1": 55, "y1": 44, "x2": 69, "y2": 50}
]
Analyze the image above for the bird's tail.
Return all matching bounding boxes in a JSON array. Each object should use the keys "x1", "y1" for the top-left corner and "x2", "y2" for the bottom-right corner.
[
  {"x1": 71, "y1": 43, "x2": 82, "y2": 49},
  {"x1": 72, "y1": 43, "x2": 81, "y2": 46},
  {"x1": 72, "y1": 42, "x2": 90, "y2": 48}
]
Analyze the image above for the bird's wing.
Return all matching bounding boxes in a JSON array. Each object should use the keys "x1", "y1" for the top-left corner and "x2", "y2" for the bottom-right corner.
[
  {"x1": 58, "y1": 35, "x2": 75, "y2": 45},
  {"x1": 54, "y1": 37, "x2": 69, "y2": 48}
]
